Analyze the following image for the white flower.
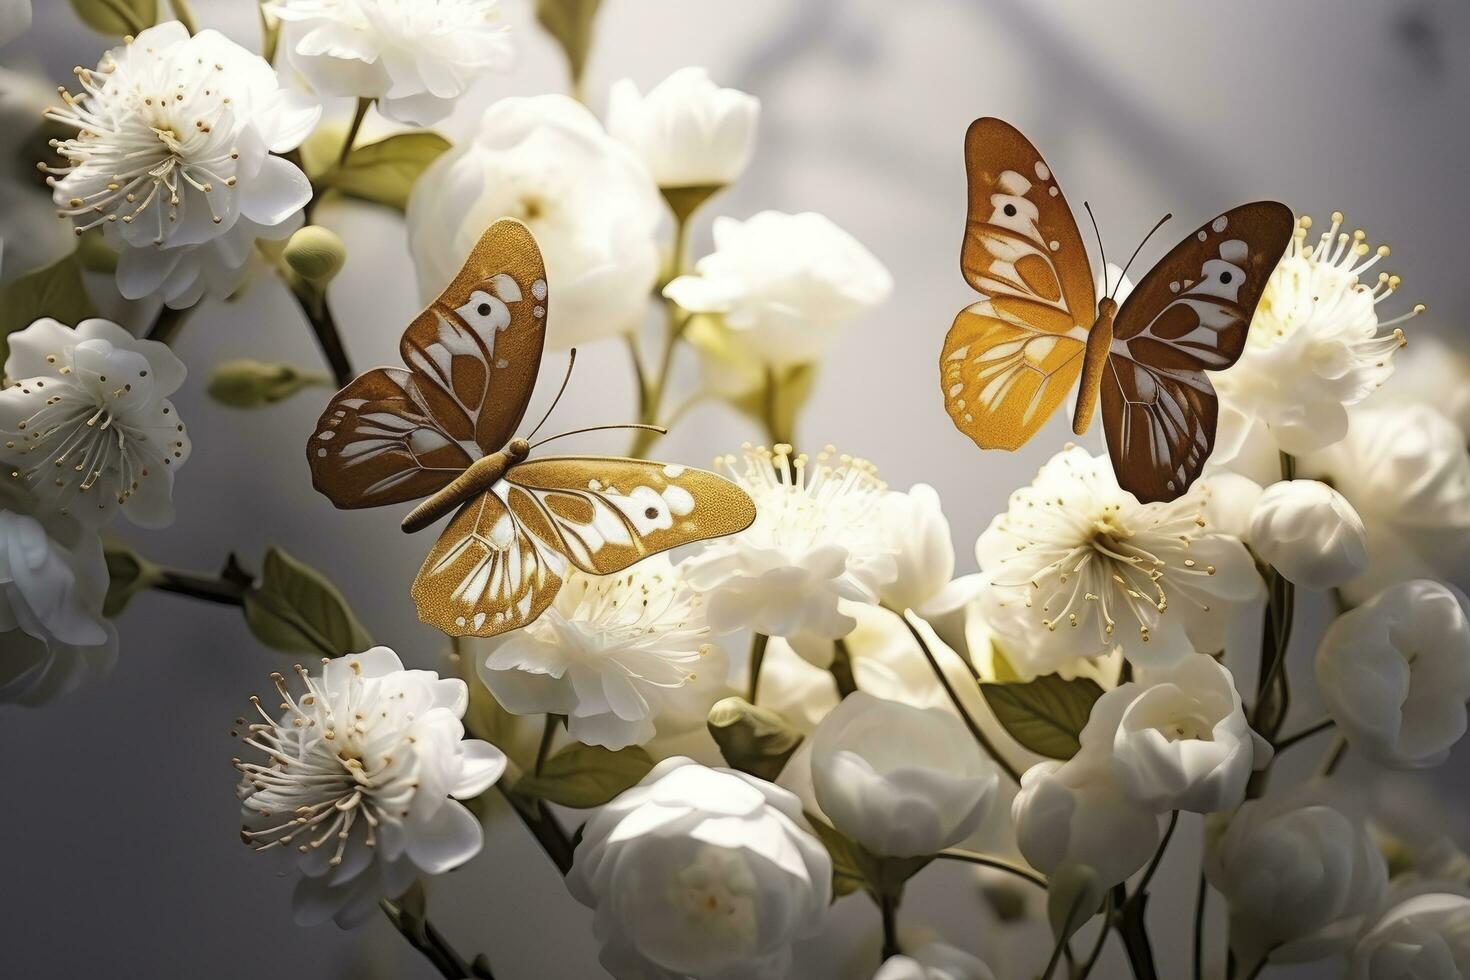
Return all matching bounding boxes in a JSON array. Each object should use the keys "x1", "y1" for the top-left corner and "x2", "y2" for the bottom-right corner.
[
  {"x1": 872, "y1": 941, "x2": 997, "y2": 980},
  {"x1": 1383, "y1": 335, "x2": 1470, "y2": 442},
  {"x1": 0, "y1": 503, "x2": 116, "y2": 706},
  {"x1": 1011, "y1": 756, "x2": 1161, "y2": 907},
  {"x1": 407, "y1": 95, "x2": 661, "y2": 349},
  {"x1": 1211, "y1": 211, "x2": 1418, "y2": 460},
  {"x1": 1315, "y1": 580, "x2": 1470, "y2": 769},
  {"x1": 1206, "y1": 793, "x2": 1388, "y2": 968},
  {"x1": 0, "y1": 0, "x2": 30, "y2": 47},
  {"x1": 476, "y1": 555, "x2": 728, "y2": 751},
  {"x1": 682, "y1": 444, "x2": 896, "y2": 663},
  {"x1": 0, "y1": 318, "x2": 190, "y2": 528},
  {"x1": 568, "y1": 757, "x2": 831, "y2": 980},
  {"x1": 43, "y1": 23, "x2": 320, "y2": 309},
  {"x1": 877, "y1": 483, "x2": 982, "y2": 623},
  {"x1": 236, "y1": 647, "x2": 505, "y2": 928},
  {"x1": 664, "y1": 211, "x2": 892, "y2": 369},
  {"x1": 267, "y1": 0, "x2": 512, "y2": 126},
  {"x1": 1351, "y1": 893, "x2": 1470, "y2": 980},
  {"x1": 1249, "y1": 479, "x2": 1368, "y2": 589},
  {"x1": 1302, "y1": 403, "x2": 1470, "y2": 602},
  {"x1": 607, "y1": 67, "x2": 759, "y2": 189},
  {"x1": 977, "y1": 446, "x2": 1259, "y2": 670},
  {"x1": 1081, "y1": 655, "x2": 1270, "y2": 813},
  {"x1": 810, "y1": 691, "x2": 998, "y2": 858}
]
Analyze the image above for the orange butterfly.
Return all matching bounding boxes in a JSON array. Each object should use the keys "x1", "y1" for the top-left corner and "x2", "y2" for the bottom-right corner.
[
  {"x1": 940, "y1": 118, "x2": 1294, "y2": 502},
  {"x1": 307, "y1": 219, "x2": 756, "y2": 638}
]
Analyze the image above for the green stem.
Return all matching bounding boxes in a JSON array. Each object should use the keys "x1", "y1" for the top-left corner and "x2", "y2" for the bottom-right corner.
[
  {"x1": 534, "y1": 714, "x2": 559, "y2": 776},
  {"x1": 1113, "y1": 880, "x2": 1159, "y2": 980},
  {"x1": 878, "y1": 891, "x2": 900, "y2": 961},
  {"x1": 897, "y1": 611, "x2": 1021, "y2": 784},
  {"x1": 1316, "y1": 736, "x2": 1349, "y2": 779},
  {"x1": 1129, "y1": 811, "x2": 1178, "y2": 902},
  {"x1": 154, "y1": 567, "x2": 247, "y2": 606},
  {"x1": 1076, "y1": 893, "x2": 1116, "y2": 980},
  {"x1": 338, "y1": 98, "x2": 372, "y2": 168},
  {"x1": 746, "y1": 632, "x2": 770, "y2": 703},
  {"x1": 288, "y1": 284, "x2": 355, "y2": 388},
  {"x1": 143, "y1": 304, "x2": 193, "y2": 346},
  {"x1": 935, "y1": 850, "x2": 1047, "y2": 889},
  {"x1": 1275, "y1": 717, "x2": 1334, "y2": 753},
  {"x1": 379, "y1": 899, "x2": 480, "y2": 980},
  {"x1": 1192, "y1": 870, "x2": 1208, "y2": 980},
  {"x1": 499, "y1": 785, "x2": 575, "y2": 876},
  {"x1": 629, "y1": 212, "x2": 696, "y2": 458},
  {"x1": 1043, "y1": 889, "x2": 1090, "y2": 980},
  {"x1": 169, "y1": 0, "x2": 200, "y2": 34},
  {"x1": 829, "y1": 638, "x2": 858, "y2": 698}
]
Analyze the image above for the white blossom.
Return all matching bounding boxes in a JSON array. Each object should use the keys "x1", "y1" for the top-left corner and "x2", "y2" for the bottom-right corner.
[
  {"x1": 1351, "y1": 893, "x2": 1470, "y2": 980},
  {"x1": 977, "y1": 446, "x2": 1259, "y2": 670},
  {"x1": 567, "y1": 757, "x2": 831, "y2": 980},
  {"x1": 1206, "y1": 793, "x2": 1388, "y2": 969},
  {"x1": 267, "y1": 0, "x2": 512, "y2": 126},
  {"x1": 877, "y1": 482, "x2": 982, "y2": 623},
  {"x1": 1315, "y1": 579, "x2": 1470, "y2": 769},
  {"x1": 1211, "y1": 211, "x2": 1417, "y2": 461},
  {"x1": 236, "y1": 648, "x2": 505, "y2": 928},
  {"x1": 872, "y1": 941, "x2": 997, "y2": 980},
  {"x1": 1302, "y1": 403, "x2": 1470, "y2": 602},
  {"x1": 681, "y1": 444, "x2": 896, "y2": 665},
  {"x1": 407, "y1": 95, "x2": 661, "y2": 349},
  {"x1": 43, "y1": 23, "x2": 320, "y2": 309},
  {"x1": 1383, "y1": 335, "x2": 1470, "y2": 441},
  {"x1": 607, "y1": 67, "x2": 758, "y2": 189},
  {"x1": 476, "y1": 556, "x2": 727, "y2": 751},
  {"x1": 1249, "y1": 479, "x2": 1368, "y2": 589},
  {"x1": 0, "y1": 500, "x2": 115, "y2": 706},
  {"x1": 664, "y1": 211, "x2": 892, "y2": 369},
  {"x1": 0, "y1": 318, "x2": 190, "y2": 528},
  {"x1": 810, "y1": 691, "x2": 998, "y2": 858},
  {"x1": 1082, "y1": 655, "x2": 1270, "y2": 813}
]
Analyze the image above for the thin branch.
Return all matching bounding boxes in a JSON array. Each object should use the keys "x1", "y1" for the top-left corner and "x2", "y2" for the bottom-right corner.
[
  {"x1": 877, "y1": 890, "x2": 900, "y2": 962},
  {"x1": 379, "y1": 898, "x2": 480, "y2": 979},
  {"x1": 746, "y1": 632, "x2": 770, "y2": 704},
  {"x1": 1042, "y1": 888, "x2": 1090, "y2": 980},
  {"x1": 1076, "y1": 893, "x2": 1115, "y2": 980},
  {"x1": 1275, "y1": 717, "x2": 1334, "y2": 753},
  {"x1": 1192, "y1": 870, "x2": 1208, "y2": 980},
  {"x1": 498, "y1": 785, "x2": 576, "y2": 876},
  {"x1": 936, "y1": 850, "x2": 1047, "y2": 889},
  {"x1": 338, "y1": 98, "x2": 372, "y2": 167},
  {"x1": 143, "y1": 304, "x2": 193, "y2": 346},
  {"x1": 1128, "y1": 811, "x2": 1178, "y2": 904},
  {"x1": 288, "y1": 284, "x2": 355, "y2": 388},
  {"x1": 829, "y1": 638, "x2": 858, "y2": 698},
  {"x1": 1316, "y1": 736, "x2": 1350, "y2": 779},
  {"x1": 534, "y1": 714, "x2": 559, "y2": 776}
]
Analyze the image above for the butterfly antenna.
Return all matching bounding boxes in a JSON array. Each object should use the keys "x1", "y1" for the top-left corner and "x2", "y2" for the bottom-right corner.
[
  {"x1": 1114, "y1": 213, "x2": 1174, "y2": 299},
  {"x1": 529, "y1": 423, "x2": 668, "y2": 451},
  {"x1": 1083, "y1": 201, "x2": 1108, "y2": 280},
  {"x1": 525, "y1": 349, "x2": 577, "y2": 441}
]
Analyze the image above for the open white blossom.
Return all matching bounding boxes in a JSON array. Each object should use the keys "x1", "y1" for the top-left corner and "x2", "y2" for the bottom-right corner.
[
  {"x1": 664, "y1": 211, "x2": 892, "y2": 369},
  {"x1": 607, "y1": 67, "x2": 759, "y2": 189},
  {"x1": 568, "y1": 757, "x2": 831, "y2": 980},
  {"x1": 810, "y1": 691, "x2": 999, "y2": 858},
  {"x1": 1315, "y1": 580, "x2": 1470, "y2": 769},
  {"x1": 407, "y1": 95, "x2": 661, "y2": 349},
  {"x1": 682, "y1": 444, "x2": 896, "y2": 664},
  {"x1": 978, "y1": 446, "x2": 1259, "y2": 669},
  {"x1": 1302, "y1": 403, "x2": 1470, "y2": 602},
  {"x1": 476, "y1": 556, "x2": 727, "y2": 751},
  {"x1": 877, "y1": 483, "x2": 983, "y2": 626},
  {"x1": 872, "y1": 941, "x2": 997, "y2": 980},
  {"x1": 0, "y1": 502, "x2": 116, "y2": 706},
  {"x1": 1206, "y1": 793, "x2": 1388, "y2": 969},
  {"x1": 1249, "y1": 480, "x2": 1368, "y2": 589},
  {"x1": 236, "y1": 647, "x2": 505, "y2": 928},
  {"x1": 1351, "y1": 893, "x2": 1470, "y2": 980},
  {"x1": 267, "y1": 0, "x2": 513, "y2": 126},
  {"x1": 1212, "y1": 212, "x2": 1417, "y2": 461},
  {"x1": 43, "y1": 23, "x2": 320, "y2": 309},
  {"x1": 0, "y1": 318, "x2": 190, "y2": 528},
  {"x1": 1082, "y1": 655, "x2": 1270, "y2": 813}
]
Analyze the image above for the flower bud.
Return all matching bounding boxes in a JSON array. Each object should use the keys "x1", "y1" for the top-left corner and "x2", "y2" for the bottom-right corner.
[
  {"x1": 1249, "y1": 479, "x2": 1368, "y2": 589},
  {"x1": 707, "y1": 696, "x2": 804, "y2": 781},
  {"x1": 284, "y1": 225, "x2": 347, "y2": 285}
]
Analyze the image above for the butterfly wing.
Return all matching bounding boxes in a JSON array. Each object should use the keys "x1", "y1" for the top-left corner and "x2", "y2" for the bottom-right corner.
[
  {"x1": 502, "y1": 457, "x2": 757, "y2": 575},
  {"x1": 308, "y1": 218, "x2": 548, "y2": 508},
  {"x1": 940, "y1": 118, "x2": 1096, "y2": 451},
  {"x1": 1102, "y1": 202, "x2": 1294, "y2": 502},
  {"x1": 410, "y1": 491, "x2": 563, "y2": 637}
]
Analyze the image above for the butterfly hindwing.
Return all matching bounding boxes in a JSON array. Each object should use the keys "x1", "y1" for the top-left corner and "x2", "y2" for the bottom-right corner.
[
  {"x1": 308, "y1": 218, "x2": 548, "y2": 509},
  {"x1": 1103, "y1": 201, "x2": 1294, "y2": 502},
  {"x1": 941, "y1": 118, "x2": 1096, "y2": 451}
]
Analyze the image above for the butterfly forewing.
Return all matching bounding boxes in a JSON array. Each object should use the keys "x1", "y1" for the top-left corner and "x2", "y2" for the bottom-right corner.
[
  {"x1": 941, "y1": 118, "x2": 1096, "y2": 451},
  {"x1": 1103, "y1": 201, "x2": 1294, "y2": 502},
  {"x1": 307, "y1": 218, "x2": 548, "y2": 508}
]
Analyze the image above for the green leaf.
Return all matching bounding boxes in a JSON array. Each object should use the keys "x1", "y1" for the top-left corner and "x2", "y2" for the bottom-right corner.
[
  {"x1": 243, "y1": 547, "x2": 373, "y2": 657},
  {"x1": 535, "y1": 0, "x2": 602, "y2": 88},
  {"x1": 317, "y1": 132, "x2": 451, "y2": 212},
  {"x1": 0, "y1": 254, "x2": 97, "y2": 366},
  {"x1": 208, "y1": 359, "x2": 331, "y2": 408},
  {"x1": 514, "y1": 744, "x2": 654, "y2": 809},
  {"x1": 69, "y1": 0, "x2": 158, "y2": 35},
  {"x1": 980, "y1": 673, "x2": 1104, "y2": 760},
  {"x1": 102, "y1": 541, "x2": 162, "y2": 617}
]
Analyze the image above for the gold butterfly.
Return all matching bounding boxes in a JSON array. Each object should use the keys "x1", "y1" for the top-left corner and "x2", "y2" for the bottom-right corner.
[
  {"x1": 940, "y1": 118, "x2": 1295, "y2": 502},
  {"x1": 307, "y1": 219, "x2": 757, "y2": 638}
]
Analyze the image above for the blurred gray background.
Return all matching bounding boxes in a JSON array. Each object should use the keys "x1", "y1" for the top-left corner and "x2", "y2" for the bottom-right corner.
[{"x1": 3, "y1": 0, "x2": 1468, "y2": 977}]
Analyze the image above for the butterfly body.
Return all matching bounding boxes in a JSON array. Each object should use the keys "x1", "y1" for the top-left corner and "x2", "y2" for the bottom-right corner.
[
  {"x1": 940, "y1": 117, "x2": 1293, "y2": 502},
  {"x1": 307, "y1": 219, "x2": 756, "y2": 639}
]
